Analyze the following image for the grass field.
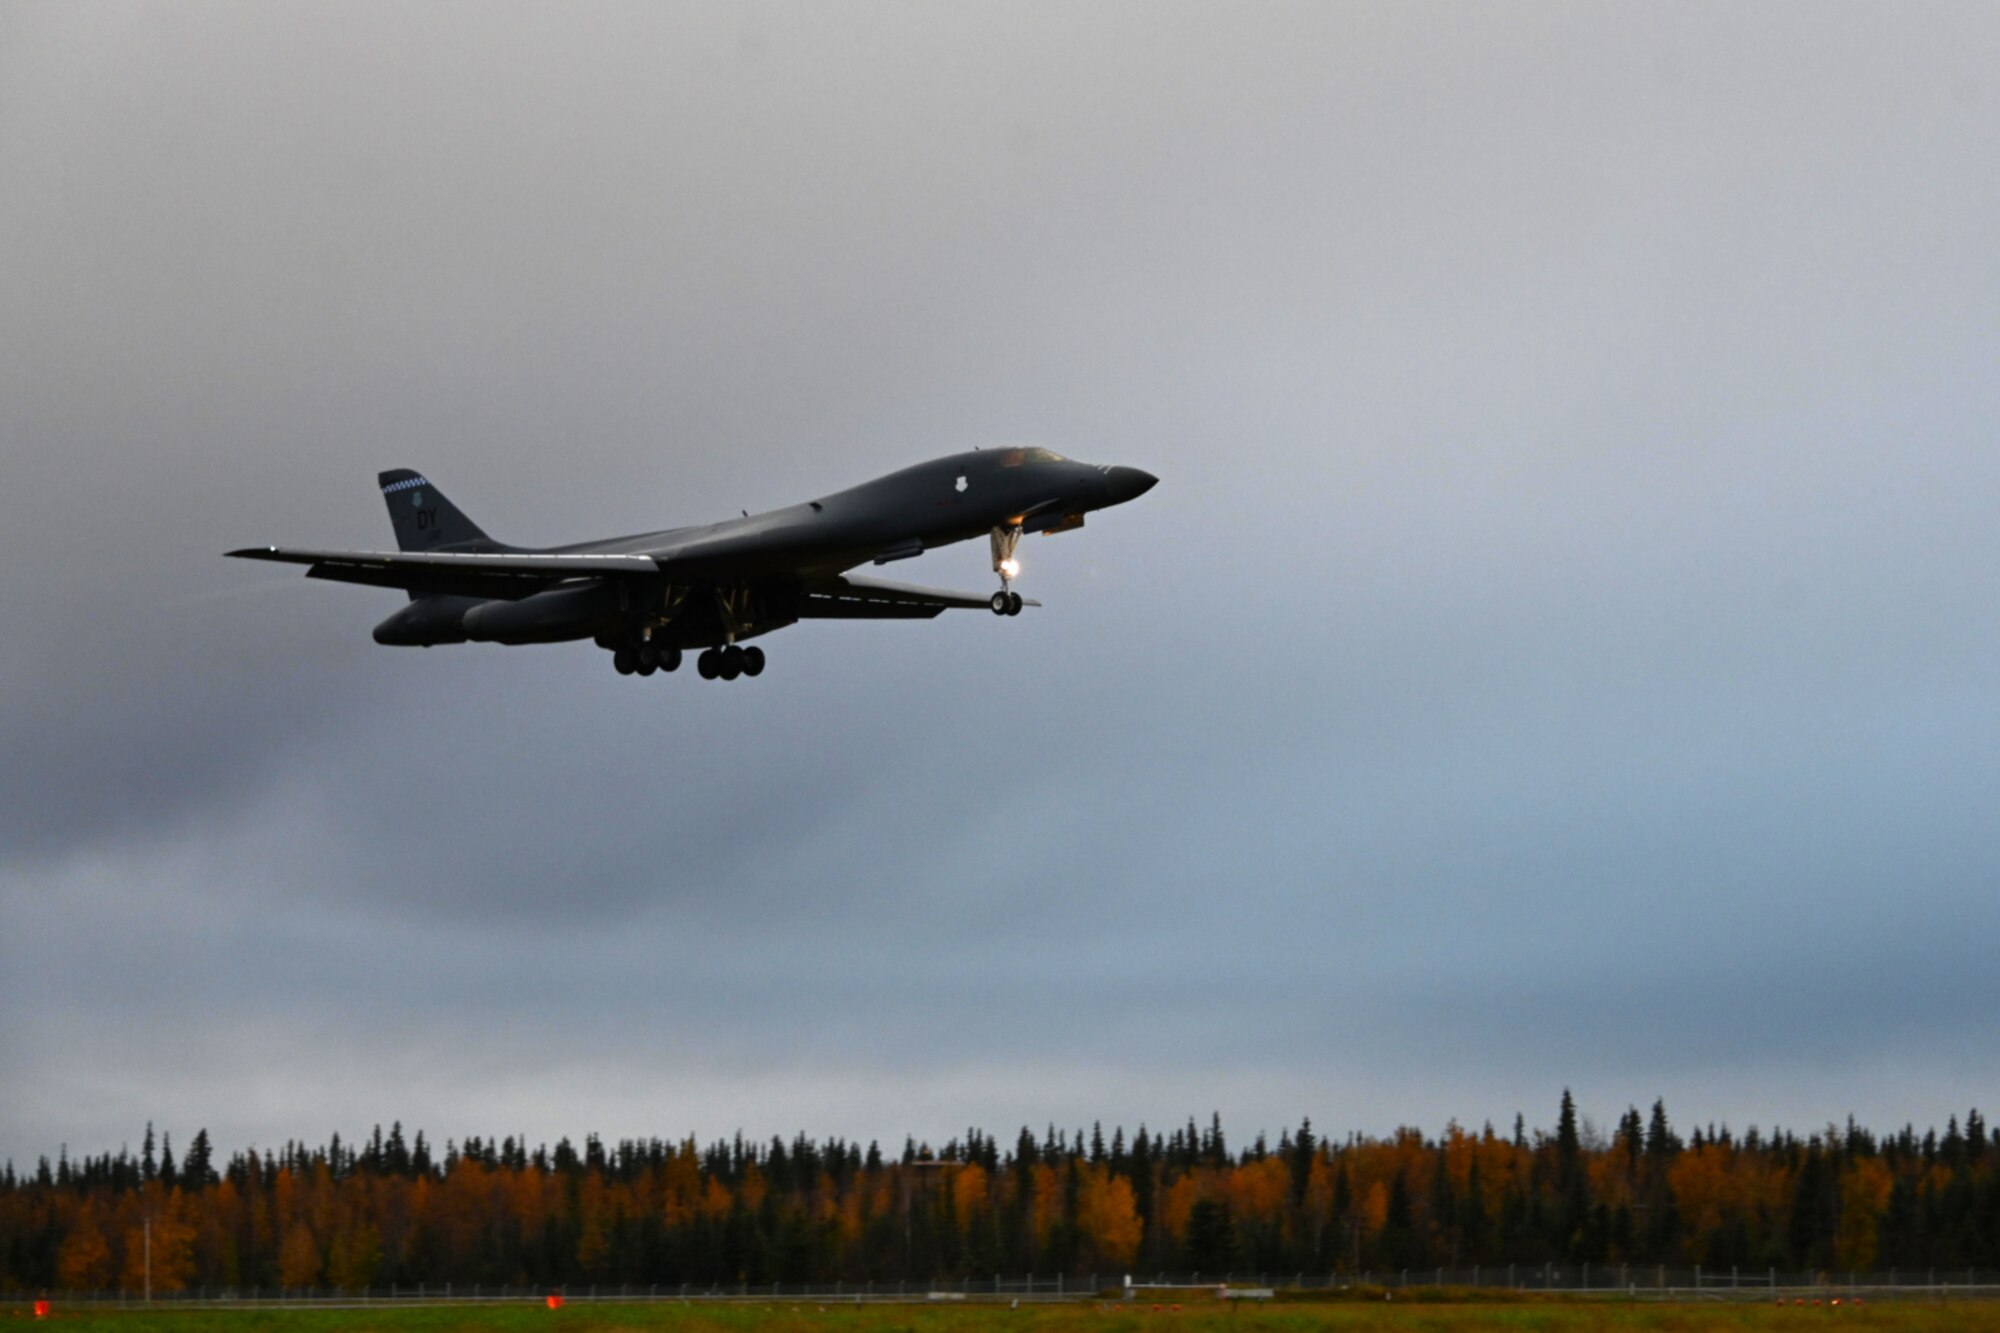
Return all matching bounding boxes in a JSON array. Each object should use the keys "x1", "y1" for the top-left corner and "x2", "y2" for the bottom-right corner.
[{"x1": 10, "y1": 1299, "x2": 2000, "y2": 1333}]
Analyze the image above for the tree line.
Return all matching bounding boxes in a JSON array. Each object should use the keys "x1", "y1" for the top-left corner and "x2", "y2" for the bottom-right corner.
[{"x1": 2, "y1": 1094, "x2": 1995, "y2": 1293}]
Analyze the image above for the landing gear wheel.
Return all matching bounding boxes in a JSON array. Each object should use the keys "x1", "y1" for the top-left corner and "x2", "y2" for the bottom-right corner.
[
  {"x1": 658, "y1": 646, "x2": 682, "y2": 673},
  {"x1": 1006, "y1": 591, "x2": 1024, "y2": 616},
  {"x1": 613, "y1": 649, "x2": 637, "y2": 675},
  {"x1": 742, "y1": 646, "x2": 766, "y2": 677},
  {"x1": 697, "y1": 649, "x2": 720, "y2": 680},
  {"x1": 719, "y1": 646, "x2": 744, "y2": 681},
  {"x1": 637, "y1": 642, "x2": 662, "y2": 669},
  {"x1": 636, "y1": 658, "x2": 657, "y2": 677},
  {"x1": 990, "y1": 592, "x2": 1011, "y2": 616}
]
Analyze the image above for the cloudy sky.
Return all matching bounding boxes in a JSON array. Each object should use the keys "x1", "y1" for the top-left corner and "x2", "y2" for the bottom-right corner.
[{"x1": 5, "y1": 2, "x2": 1998, "y2": 1166}]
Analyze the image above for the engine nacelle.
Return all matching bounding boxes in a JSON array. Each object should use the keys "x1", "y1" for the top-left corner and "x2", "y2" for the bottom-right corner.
[
  {"x1": 460, "y1": 580, "x2": 629, "y2": 645},
  {"x1": 372, "y1": 596, "x2": 475, "y2": 646}
]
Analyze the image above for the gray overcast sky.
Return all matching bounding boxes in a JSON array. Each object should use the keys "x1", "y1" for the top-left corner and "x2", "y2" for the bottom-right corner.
[{"x1": 5, "y1": 1, "x2": 1998, "y2": 1164}]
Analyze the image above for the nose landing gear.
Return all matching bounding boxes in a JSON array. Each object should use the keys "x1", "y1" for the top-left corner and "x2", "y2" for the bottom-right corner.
[{"x1": 990, "y1": 524, "x2": 1025, "y2": 616}]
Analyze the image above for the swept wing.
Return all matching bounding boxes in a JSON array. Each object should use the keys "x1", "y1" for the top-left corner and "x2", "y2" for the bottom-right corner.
[
  {"x1": 225, "y1": 546, "x2": 659, "y2": 600},
  {"x1": 800, "y1": 574, "x2": 1040, "y2": 619}
]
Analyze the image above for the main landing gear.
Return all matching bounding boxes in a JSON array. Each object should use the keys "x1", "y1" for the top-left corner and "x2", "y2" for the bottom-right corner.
[
  {"x1": 612, "y1": 641, "x2": 765, "y2": 681},
  {"x1": 696, "y1": 645, "x2": 765, "y2": 681},
  {"x1": 990, "y1": 523, "x2": 1025, "y2": 616},
  {"x1": 606, "y1": 586, "x2": 771, "y2": 681},
  {"x1": 612, "y1": 637, "x2": 683, "y2": 678},
  {"x1": 690, "y1": 588, "x2": 766, "y2": 679}
]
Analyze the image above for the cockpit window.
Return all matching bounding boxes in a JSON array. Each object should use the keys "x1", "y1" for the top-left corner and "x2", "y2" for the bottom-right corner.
[{"x1": 999, "y1": 447, "x2": 1066, "y2": 467}]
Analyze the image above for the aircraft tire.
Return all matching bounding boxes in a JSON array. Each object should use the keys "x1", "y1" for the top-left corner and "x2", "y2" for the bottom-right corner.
[
  {"x1": 743, "y1": 646, "x2": 766, "y2": 677},
  {"x1": 659, "y1": 647, "x2": 682, "y2": 673},
  {"x1": 635, "y1": 659, "x2": 657, "y2": 677},
  {"x1": 637, "y1": 642, "x2": 659, "y2": 668},
  {"x1": 613, "y1": 649, "x2": 637, "y2": 675},
  {"x1": 990, "y1": 592, "x2": 1010, "y2": 615},
  {"x1": 697, "y1": 649, "x2": 720, "y2": 680},
  {"x1": 1006, "y1": 592, "x2": 1024, "y2": 615},
  {"x1": 719, "y1": 647, "x2": 744, "y2": 681}
]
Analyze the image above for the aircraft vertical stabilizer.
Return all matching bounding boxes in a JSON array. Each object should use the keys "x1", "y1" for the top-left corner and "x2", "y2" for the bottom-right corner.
[{"x1": 377, "y1": 470, "x2": 491, "y2": 552}]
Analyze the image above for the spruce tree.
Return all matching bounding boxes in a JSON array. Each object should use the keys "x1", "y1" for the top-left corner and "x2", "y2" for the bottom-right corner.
[{"x1": 1290, "y1": 1118, "x2": 1317, "y2": 1204}]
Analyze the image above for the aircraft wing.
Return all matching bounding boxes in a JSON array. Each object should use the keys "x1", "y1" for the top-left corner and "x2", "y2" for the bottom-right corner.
[
  {"x1": 800, "y1": 574, "x2": 1039, "y2": 620},
  {"x1": 227, "y1": 551, "x2": 1038, "y2": 618},
  {"x1": 226, "y1": 546, "x2": 661, "y2": 600}
]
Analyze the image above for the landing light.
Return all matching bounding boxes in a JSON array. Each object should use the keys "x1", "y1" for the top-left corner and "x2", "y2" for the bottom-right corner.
[{"x1": 999, "y1": 558, "x2": 1021, "y2": 579}]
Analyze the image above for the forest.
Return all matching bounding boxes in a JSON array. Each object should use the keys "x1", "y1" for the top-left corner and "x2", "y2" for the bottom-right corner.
[{"x1": 2, "y1": 1095, "x2": 1995, "y2": 1293}]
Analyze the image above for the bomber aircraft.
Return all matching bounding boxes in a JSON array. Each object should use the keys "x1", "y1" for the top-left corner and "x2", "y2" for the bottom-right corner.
[{"x1": 229, "y1": 448, "x2": 1157, "y2": 680}]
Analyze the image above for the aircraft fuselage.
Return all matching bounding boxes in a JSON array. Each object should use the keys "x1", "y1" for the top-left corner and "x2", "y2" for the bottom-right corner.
[{"x1": 231, "y1": 447, "x2": 1157, "y2": 681}]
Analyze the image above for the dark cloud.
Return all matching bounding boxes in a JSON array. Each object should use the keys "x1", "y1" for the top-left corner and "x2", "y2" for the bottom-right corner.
[{"x1": 6, "y1": 3, "x2": 2000, "y2": 1160}]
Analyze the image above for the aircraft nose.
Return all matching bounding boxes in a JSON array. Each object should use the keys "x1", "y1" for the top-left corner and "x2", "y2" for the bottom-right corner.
[{"x1": 1104, "y1": 466, "x2": 1159, "y2": 504}]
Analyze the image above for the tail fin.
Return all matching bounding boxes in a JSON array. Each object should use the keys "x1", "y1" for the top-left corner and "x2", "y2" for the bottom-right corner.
[{"x1": 377, "y1": 469, "x2": 492, "y2": 552}]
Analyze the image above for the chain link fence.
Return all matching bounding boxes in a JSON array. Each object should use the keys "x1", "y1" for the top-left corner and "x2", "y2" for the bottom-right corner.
[{"x1": 7, "y1": 1267, "x2": 1999, "y2": 1310}]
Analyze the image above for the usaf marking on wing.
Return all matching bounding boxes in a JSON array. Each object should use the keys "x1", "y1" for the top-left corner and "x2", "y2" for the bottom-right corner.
[{"x1": 228, "y1": 448, "x2": 1157, "y2": 681}]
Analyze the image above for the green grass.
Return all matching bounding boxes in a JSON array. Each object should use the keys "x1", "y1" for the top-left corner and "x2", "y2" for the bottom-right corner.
[{"x1": 10, "y1": 1299, "x2": 2000, "y2": 1333}]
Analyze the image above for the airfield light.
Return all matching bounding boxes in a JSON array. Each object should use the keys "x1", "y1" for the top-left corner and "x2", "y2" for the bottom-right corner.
[{"x1": 1000, "y1": 558, "x2": 1021, "y2": 579}]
